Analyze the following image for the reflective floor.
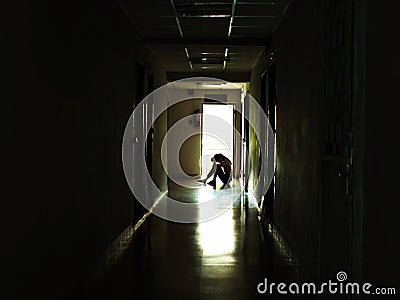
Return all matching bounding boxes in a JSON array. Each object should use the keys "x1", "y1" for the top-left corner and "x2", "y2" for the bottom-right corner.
[{"x1": 76, "y1": 180, "x2": 305, "y2": 299}]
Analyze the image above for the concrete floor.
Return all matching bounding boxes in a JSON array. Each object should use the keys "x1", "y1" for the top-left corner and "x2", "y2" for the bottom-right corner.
[{"x1": 75, "y1": 180, "x2": 307, "y2": 300}]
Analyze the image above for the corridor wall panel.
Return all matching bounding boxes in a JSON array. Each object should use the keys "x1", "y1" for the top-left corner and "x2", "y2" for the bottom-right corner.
[
  {"x1": 251, "y1": 0, "x2": 325, "y2": 280},
  {"x1": 2, "y1": 1, "x2": 167, "y2": 298}
]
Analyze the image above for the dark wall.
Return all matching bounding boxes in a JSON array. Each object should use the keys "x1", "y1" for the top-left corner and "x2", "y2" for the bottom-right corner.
[
  {"x1": 361, "y1": 0, "x2": 400, "y2": 287},
  {"x1": 269, "y1": 0, "x2": 324, "y2": 279},
  {"x1": 248, "y1": 58, "x2": 261, "y2": 197},
  {"x1": 250, "y1": 0, "x2": 400, "y2": 288},
  {"x1": 2, "y1": 1, "x2": 166, "y2": 298}
]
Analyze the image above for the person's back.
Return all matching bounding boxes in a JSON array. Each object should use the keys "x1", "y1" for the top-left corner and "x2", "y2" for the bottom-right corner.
[
  {"x1": 219, "y1": 156, "x2": 231, "y2": 175},
  {"x1": 214, "y1": 154, "x2": 231, "y2": 188}
]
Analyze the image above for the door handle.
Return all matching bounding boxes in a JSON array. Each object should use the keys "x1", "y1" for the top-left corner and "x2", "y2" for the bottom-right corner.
[
  {"x1": 338, "y1": 163, "x2": 352, "y2": 197},
  {"x1": 338, "y1": 163, "x2": 351, "y2": 178}
]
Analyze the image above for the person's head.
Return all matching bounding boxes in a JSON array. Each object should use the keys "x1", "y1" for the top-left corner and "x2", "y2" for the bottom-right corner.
[{"x1": 213, "y1": 153, "x2": 225, "y2": 163}]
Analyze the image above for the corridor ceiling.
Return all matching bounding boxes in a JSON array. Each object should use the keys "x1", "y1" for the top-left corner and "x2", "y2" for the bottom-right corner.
[{"x1": 123, "y1": 0, "x2": 290, "y2": 74}]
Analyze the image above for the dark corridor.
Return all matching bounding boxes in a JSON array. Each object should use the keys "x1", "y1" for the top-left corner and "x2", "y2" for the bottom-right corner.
[{"x1": 2, "y1": 0, "x2": 400, "y2": 299}]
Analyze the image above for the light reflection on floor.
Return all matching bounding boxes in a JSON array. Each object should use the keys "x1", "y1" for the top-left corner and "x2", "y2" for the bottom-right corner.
[
  {"x1": 197, "y1": 209, "x2": 235, "y2": 259},
  {"x1": 168, "y1": 178, "x2": 242, "y2": 265},
  {"x1": 168, "y1": 178, "x2": 243, "y2": 205},
  {"x1": 78, "y1": 177, "x2": 305, "y2": 300}
]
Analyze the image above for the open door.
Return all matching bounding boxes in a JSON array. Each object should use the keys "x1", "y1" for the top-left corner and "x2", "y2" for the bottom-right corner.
[{"x1": 201, "y1": 103, "x2": 234, "y2": 180}]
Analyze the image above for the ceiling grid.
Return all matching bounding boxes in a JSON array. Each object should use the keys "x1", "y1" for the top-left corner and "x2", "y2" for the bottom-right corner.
[{"x1": 125, "y1": 0, "x2": 290, "y2": 73}]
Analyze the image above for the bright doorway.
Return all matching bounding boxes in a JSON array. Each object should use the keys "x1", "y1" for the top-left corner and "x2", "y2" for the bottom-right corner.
[{"x1": 201, "y1": 103, "x2": 234, "y2": 178}]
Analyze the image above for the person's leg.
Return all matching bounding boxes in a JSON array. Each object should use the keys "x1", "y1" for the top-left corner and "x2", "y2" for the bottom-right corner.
[
  {"x1": 207, "y1": 165, "x2": 221, "y2": 188},
  {"x1": 212, "y1": 165, "x2": 222, "y2": 181},
  {"x1": 216, "y1": 169, "x2": 230, "y2": 189},
  {"x1": 221, "y1": 175, "x2": 230, "y2": 188}
]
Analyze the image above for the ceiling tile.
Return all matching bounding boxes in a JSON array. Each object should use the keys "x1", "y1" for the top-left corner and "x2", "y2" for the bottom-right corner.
[
  {"x1": 233, "y1": 16, "x2": 277, "y2": 26},
  {"x1": 134, "y1": 16, "x2": 177, "y2": 27},
  {"x1": 144, "y1": 27, "x2": 182, "y2": 39},
  {"x1": 180, "y1": 17, "x2": 230, "y2": 38},
  {"x1": 230, "y1": 27, "x2": 272, "y2": 38},
  {"x1": 174, "y1": 0, "x2": 233, "y2": 4},
  {"x1": 126, "y1": 3, "x2": 175, "y2": 17},
  {"x1": 237, "y1": 0, "x2": 287, "y2": 3},
  {"x1": 235, "y1": 3, "x2": 287, "y2": 16}
]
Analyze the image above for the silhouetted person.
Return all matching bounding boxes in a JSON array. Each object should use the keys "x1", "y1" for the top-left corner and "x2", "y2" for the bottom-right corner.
[{"x1": 198, "y1": 153, "x2": 232, "y2": 189}]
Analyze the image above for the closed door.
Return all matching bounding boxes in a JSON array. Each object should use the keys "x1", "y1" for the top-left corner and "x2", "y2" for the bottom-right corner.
[{"x1": 320, "y1": 0, "x2": 354, "y2": 288}]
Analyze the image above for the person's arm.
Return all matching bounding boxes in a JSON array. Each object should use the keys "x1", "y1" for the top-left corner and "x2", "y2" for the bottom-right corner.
[
  {"x1": 199, "y1": 161, "x2": 217, "y2": 183},
  {"x1": 205, "y1": 161, "x2": 217, "y2": 180}
]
